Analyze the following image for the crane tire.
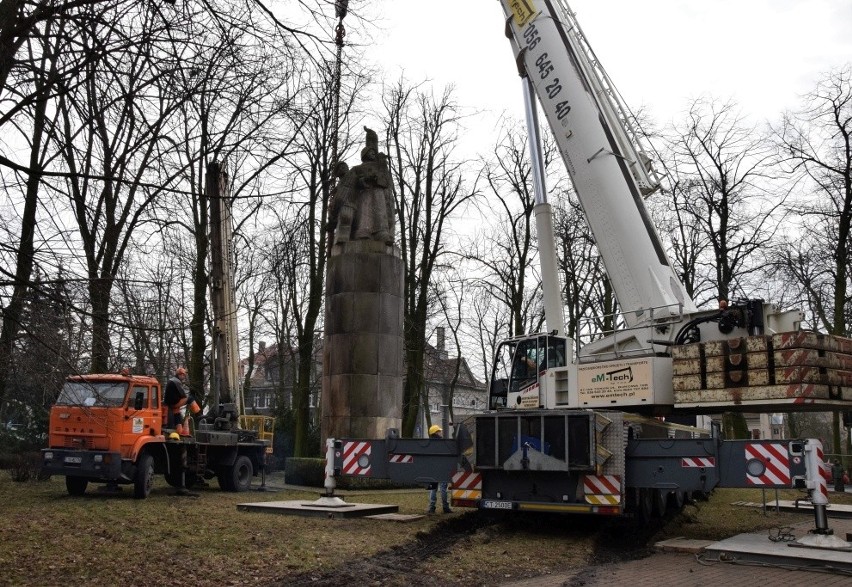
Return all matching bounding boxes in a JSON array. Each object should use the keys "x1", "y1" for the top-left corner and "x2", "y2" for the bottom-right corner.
[
  {"x1": 220, "y1": 455, "x2": 253, "y2": 492},
  {"x1": 631, "y1": 488, "x2": 653, "y2": 524},
  {"x1": 669, "y1": 490, "x2": 686, "y2": 511},
  {"x1": 652, "y1": 489, "x2": 668, "y2": 517}
]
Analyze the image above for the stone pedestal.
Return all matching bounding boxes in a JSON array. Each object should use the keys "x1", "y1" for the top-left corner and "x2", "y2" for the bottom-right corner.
[{"x1": 321, "y1": 240, "x2": 404, "y2": 443}]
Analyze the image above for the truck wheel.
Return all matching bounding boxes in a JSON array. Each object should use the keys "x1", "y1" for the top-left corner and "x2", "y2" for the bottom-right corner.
[
  {"x1": 134, "y1": 454, "x2": 154, "y2": 499},
  {"x1": 636, "y1": 488, "x2": 653, "y2": 523},
  {"x1": 669, "y1": 490, "x2": 686, "y2": 511},
  {"x1": 66, "y1": 476, "x2": 88, "y2": 496},
  {"x1": 220, "y1": 455, "x2": 253, "y2": 492}
]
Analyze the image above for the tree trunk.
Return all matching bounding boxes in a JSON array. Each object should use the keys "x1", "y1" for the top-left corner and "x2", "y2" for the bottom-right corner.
[
  {"x1": 89, "y1": 276, "x2": 113, "y2": 372},
  {"x1": 292, "y1": 346, "x2": 314, "y2": 456},
  {"x1": 786, "y1": 412, "x2": 800, "y2": 439},
  {"x1": 293, "y1": 267, "x2": 322, "y2": 457},
  {"x1": 0, "y1": 124, "x2": 41, "y2": 415},
  {"x1": 402, "y1": 313, "x2": 427, "y2": 437},
  {"x1": 189, "y1": 190, "x2": 209, "y2": 406}
]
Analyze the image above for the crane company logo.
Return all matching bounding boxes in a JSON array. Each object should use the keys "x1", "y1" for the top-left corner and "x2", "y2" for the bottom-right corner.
[
  {"x1": 591, "y1": 366, "x2": 633, "y2": 384},
  {"x1": 509, "y1": 0, "x2": 540, "y2": 27},
  {"x1": 578, "y1": 359, "x2": 653, "y2": 405}
]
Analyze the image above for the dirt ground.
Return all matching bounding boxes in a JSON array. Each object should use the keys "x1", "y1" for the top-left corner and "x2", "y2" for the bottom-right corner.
[{"x1": 279, "y1": 509, "x2": 665, "y2": 586}]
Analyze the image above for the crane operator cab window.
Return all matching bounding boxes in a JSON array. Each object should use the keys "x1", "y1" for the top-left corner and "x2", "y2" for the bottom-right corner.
[
  {"x1": 512, "y1": 338, "x2": 541, "y2": 390},
  {"x1": 488, "y1": 335, "x2": 568, "y2": 409}
]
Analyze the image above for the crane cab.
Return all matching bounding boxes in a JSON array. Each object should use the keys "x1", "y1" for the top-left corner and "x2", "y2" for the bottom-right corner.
[{"x1": 489, "y1": 334, "x2": 570, "y2": 410}]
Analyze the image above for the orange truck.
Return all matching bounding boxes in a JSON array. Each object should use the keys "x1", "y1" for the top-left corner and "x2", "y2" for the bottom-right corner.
[{"x1": 41, "y1": 373, "x2": 268, "y2": 498}]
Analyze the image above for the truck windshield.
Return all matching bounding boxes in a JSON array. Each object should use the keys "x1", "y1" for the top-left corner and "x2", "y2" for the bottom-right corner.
[{"x1": 56, "y1": 381, "x2": 129, "y2": 407}]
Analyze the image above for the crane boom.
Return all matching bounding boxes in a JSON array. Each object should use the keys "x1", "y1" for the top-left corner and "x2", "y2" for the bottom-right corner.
[
  {"x1": 207, "y1": 161, "x2": 242, "y2": 416},
  {"x1": 491, "y1": 0, "x2": 802, "y2": 412},
  {"x1": 501, "y1": 0, "x2": 697, "y2": 325}
]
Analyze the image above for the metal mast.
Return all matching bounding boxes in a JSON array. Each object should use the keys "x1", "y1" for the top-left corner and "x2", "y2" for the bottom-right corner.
[{"x1": 208, "y1": 161, "x2": 242, "y2": 417}]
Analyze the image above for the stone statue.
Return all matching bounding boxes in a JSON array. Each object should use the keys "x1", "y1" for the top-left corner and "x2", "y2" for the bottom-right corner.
[{"x1": 328, "y1": 127, "x2": 395, "y2": 249}]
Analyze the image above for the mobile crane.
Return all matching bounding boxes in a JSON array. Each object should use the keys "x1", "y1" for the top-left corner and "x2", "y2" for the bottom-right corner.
[
  {"x1": 41, "y1": 162, "x2": 269, "y2": 498},
  {"x1": 328, "y1": 0, "x2": 852, "y2": 533}
]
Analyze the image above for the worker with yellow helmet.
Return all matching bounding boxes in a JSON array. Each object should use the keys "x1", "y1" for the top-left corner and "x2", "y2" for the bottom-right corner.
[
  {"x1": 427, "y1": 424, "x2": 452, "y2": 514},
  {"x1": 164, "y1": 367, "x2": 194, "y2": 431}
]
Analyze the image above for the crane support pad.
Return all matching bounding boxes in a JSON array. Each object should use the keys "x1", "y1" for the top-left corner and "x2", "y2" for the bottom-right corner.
[{"x1": 672, "y1": 331, "x2": 852, "y2": 412}]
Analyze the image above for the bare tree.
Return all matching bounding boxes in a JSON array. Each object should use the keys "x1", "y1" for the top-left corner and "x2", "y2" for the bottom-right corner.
[
  {"x1": 649, "y1": 161, "x2": 712, "y2": 303},
  {"x1": 54, "y1": 5, "x2": 194, "y2": 372},
  {"x1": 0, "y1": 16, "x2": 65, "y2": 418},
  {"x1": 662, "y1": 97, "x2": 789, "y2": 439},
  {"x1": 383, "y1": 79, "x2": 478, "y2": 437},
  {"x1": 110, "y1": 255, "x2": 186, "y2": 379},
  {"x1": 665, "y1": 97, "x2": 786, "y2": 305},
  {"x1": 773, "y1": 66, "x2": 852, "y2": 457},
  {"x1": 268, "y1": 46, "x2": 369, "y2": 456},
  {"x1": 429, "y1": 264, "x2": 471, "y2": 432},
  {"x1": 470, "y1": 122, "x2": 542, "y2": 339},
  {"x1": 466, "y1": 277, "x2": 509, "y2": 385},
  {"x1": 134, "y1": 0, "x2": 307, "y2": 405},
  {"x1": 0, "y1": 0, "x2": 341, "y2": 423},
  {"x1": 233, "y1": 234, "x2": 275, "y2": 405},
  {"x1": 552, "y1": 194, "x2": 615, "y2": 342}
]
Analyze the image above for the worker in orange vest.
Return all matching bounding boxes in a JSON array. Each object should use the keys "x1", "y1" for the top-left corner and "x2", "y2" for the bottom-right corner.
[{"x1": 164, "y1": 367, "x2": 190, "y2": 430}]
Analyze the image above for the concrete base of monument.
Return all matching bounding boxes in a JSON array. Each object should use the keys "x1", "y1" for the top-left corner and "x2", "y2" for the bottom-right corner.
[{"x1": 321, "y1": 239, "x2": 405, "y2": 443}]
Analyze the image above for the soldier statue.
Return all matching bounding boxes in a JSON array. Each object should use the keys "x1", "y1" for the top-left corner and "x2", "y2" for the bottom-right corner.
[{"x1": 328, "y1": 127, "x2": 395, "y2": 250}]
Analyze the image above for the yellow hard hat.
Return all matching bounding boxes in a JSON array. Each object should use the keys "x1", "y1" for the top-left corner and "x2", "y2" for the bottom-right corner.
[
  {"x1": 168, "y1": 432, "x2": 181, "y2": 440},
  {"x1": 428, "y1": 424, "x2": 442, "y2": 436}
]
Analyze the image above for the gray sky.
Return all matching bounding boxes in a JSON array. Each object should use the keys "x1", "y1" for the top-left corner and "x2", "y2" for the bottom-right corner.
[{"x1": 367, "y1": 0, "x2": 852, "y2": 149}]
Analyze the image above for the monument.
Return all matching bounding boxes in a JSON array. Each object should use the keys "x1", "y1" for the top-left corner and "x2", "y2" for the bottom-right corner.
[{"x1": 321, "y1": 127, "x2": 404, "y2": 443}]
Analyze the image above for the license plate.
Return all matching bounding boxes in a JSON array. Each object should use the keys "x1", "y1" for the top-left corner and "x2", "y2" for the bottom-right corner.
[
  {"x1": 64, "y1": 456, "x2": 82, "y2": 464},
  {"x1": 481, "y1": 500, "x2": 513, "y2": 510}
]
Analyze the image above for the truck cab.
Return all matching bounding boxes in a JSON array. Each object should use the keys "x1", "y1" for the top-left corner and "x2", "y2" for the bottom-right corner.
[{"x1": 42, "y1": 374, "x2": 165, "y2": 497}]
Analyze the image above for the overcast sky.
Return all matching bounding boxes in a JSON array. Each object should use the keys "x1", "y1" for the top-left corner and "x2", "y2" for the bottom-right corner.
[{"x1": 363, "y1": 0, "x2": 852, "y2": 151}]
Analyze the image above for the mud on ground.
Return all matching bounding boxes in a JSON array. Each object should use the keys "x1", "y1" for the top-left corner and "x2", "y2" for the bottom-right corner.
[{"x1": 281, "y1": 511, "x2": 667, "y2": 586}]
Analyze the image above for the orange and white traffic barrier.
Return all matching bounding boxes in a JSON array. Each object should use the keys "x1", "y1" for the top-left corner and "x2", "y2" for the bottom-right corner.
[
  {"x1": 583, "y1": 474, "x2": 621, "y2": 505},
  {"x1": 451, "y1": 471, "x2": 482, "y2": 505}
]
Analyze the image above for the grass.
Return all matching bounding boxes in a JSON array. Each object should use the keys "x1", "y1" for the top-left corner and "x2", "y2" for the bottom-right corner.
[
  {"x1": 653, "y1": 487, "x2": 852, "y2": 542},
  {"x1": 1, "y1": 473, "x2": 849, "y2": 586},
  {"x1": 0, "y1": 475, "x2": 431, "y2": 586}
]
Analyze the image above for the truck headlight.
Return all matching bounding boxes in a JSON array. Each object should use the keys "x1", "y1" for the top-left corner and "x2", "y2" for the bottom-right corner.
[
  {"x1": 44, "y1": 452, "x2": 53, "y2": 461},
  {"x1": 94, "y1": 454, "x2": 103, "y2": 463}
]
